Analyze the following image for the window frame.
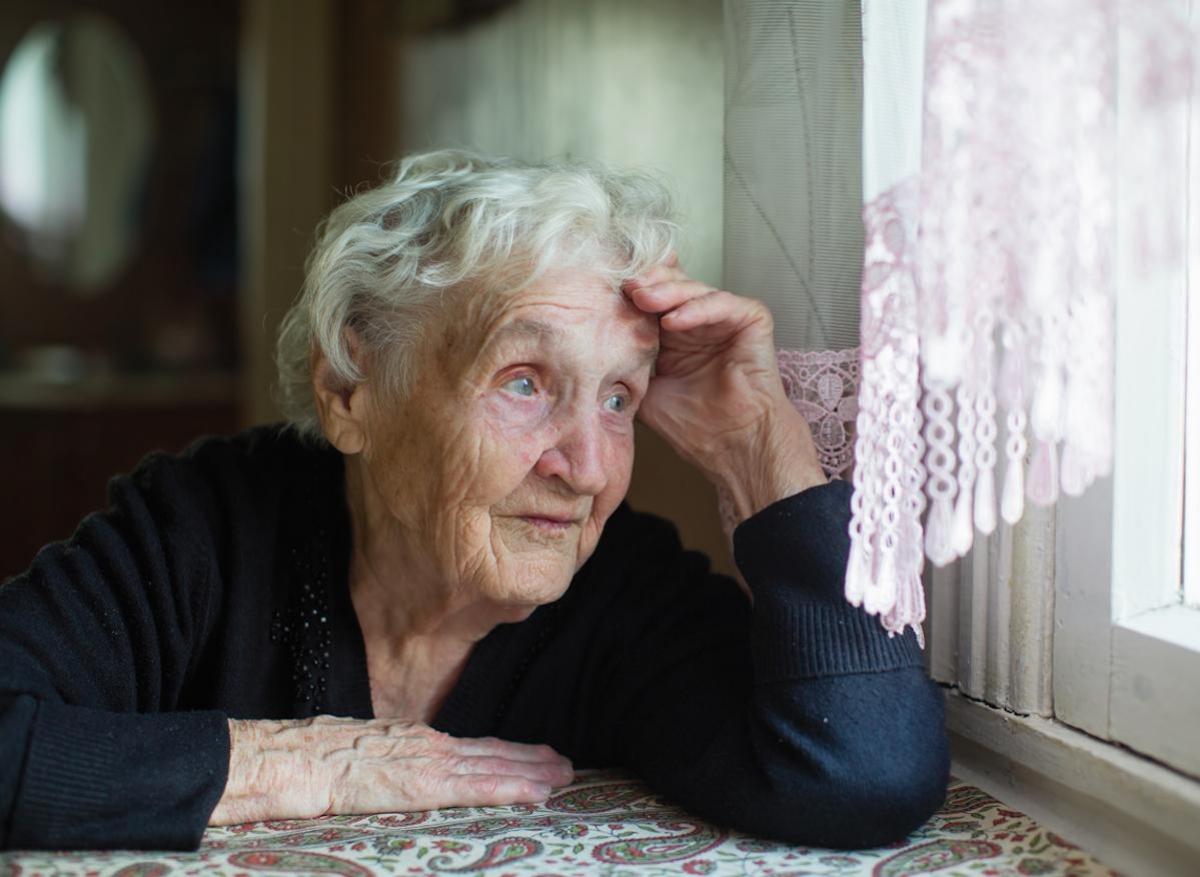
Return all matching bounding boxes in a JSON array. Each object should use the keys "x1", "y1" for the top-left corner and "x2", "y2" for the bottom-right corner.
[
  {"x1": 1052, "y1": 8, "x2": 1200, "y2": 778},
  {"x1": 1185, "y1": 32, "x2": 1200, "y2": 613}
]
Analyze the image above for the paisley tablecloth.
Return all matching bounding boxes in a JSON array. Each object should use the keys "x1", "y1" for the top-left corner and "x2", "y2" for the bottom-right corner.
[{"x1": 1, "y1": 770, "x2": 1118, "y2": 876}]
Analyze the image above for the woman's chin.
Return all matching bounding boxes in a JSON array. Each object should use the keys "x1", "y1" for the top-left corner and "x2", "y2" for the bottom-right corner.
[
  {"x1": 492, "y1": 602, "x2": 541, "y2": 624},
  {"x1": 488, "y1": 560, "x2": 575, "y2": 611}
]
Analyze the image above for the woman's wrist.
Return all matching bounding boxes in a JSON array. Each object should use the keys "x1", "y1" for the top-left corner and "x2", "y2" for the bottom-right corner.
[
  {"x1": 713, "y1": 405, "x2": 826, "y2": 524},
  {"x1": 210, "y1": 718, "x2": 330, "y2": 825}
]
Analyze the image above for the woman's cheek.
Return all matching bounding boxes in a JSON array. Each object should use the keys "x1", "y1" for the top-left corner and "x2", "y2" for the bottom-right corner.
[
  {"x1": 599, "y1": 429, "x2": 635, "y2": 496},
  {"x1": 481, "y1": 396, "x2": 555, "y2": 473}
]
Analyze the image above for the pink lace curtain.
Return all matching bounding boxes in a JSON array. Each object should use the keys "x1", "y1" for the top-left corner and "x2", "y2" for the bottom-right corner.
[{"x1": 847, "y1": 0, "x2": 1197, "y2": 642}]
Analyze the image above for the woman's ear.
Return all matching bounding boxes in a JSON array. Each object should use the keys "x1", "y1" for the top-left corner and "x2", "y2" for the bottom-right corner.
[{"x1": 311, "y1": 340, "x2": 369, "y2": 455}]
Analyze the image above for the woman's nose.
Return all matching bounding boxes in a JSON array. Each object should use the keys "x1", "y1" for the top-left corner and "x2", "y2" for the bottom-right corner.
[{"x1": 533, "y1": 417, "x2": 608, "y2": 496}]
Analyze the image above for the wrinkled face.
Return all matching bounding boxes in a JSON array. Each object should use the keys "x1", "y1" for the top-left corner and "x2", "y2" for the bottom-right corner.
[{"x1": 357, "y1": 267, "x2": 659, "y2": 611}]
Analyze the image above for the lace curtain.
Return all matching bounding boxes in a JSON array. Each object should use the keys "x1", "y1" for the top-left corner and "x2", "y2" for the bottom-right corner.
[
  {"x1": 847, "y1": 0, "x2": 1197, "y2": 641},
  {"x1": 723, "y1": 0, "x2": 1195, "y2": 641}
]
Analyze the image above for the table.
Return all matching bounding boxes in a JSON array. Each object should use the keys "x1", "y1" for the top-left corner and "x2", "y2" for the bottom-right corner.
[{"x1": 1, "y1": 769, "x2": 1119, "y2": 876}]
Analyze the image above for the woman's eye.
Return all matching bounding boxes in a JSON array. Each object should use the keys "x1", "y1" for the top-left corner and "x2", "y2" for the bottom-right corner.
[
  {"x1": 604, "y1": 393, "x2": 630, "y2": 413},
  {"x1": 502, "y1": 375, "x2": 537, "y2": 397}
]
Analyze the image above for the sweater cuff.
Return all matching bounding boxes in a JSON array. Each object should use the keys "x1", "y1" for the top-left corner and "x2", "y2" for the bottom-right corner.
[
  {"x1": 8, "y1": 699, "x2": 229, "y2": 851},
  {"x1": 732, "y1": 480, "x2": 923, "y2": 681}
]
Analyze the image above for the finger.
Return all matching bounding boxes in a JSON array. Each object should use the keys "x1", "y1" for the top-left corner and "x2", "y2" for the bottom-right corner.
[
  {"x1": 440, "y1": 773, "x2": 552, "y2": 808},
  {"x1": 454, "y1": 737, "x2": 571, "y2": 768},
  {"x1": 625, "y1": 260, "x2": 688, "y2": 290},
  {"x1": 659, "y1": 289, "x2": 772, "y2": 336},
  {"x1": 452, "y1": 755, "x2": 574, "y2": 787},
  {"x1": 625, "y1": 279, "x2": 716, "y2": 315}
]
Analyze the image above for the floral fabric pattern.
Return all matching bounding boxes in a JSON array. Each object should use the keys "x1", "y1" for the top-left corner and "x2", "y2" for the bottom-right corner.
[{"x1": 2, "y1": 770, "x2": 1119, "y2": 876}]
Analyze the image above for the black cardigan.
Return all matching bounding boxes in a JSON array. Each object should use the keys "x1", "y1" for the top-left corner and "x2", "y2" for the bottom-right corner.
[{"x1": 0, "y1": 426, "x2": 948, "y2": 851}]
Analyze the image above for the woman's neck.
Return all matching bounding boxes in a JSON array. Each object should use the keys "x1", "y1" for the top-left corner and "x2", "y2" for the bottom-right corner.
[
  {"x1": 338, "y1": 455, "x2": 525, "y2": 715},
  {"x1": 348, "y1": 544, "x2": 504, "y2": 653}
]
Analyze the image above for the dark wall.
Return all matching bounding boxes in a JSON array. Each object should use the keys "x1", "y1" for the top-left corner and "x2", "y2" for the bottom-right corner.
[{"x1": 0, "y1": 0, "x2": 240, "y2": 580}]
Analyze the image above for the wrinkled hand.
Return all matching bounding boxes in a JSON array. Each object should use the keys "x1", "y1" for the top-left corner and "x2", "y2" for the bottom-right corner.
[
  {"x1": 211, "y1": 717, "x2": 574, "y2": 824},
  {"x1": 623, "y1": 256, "x2": 825, "y2": 522}
]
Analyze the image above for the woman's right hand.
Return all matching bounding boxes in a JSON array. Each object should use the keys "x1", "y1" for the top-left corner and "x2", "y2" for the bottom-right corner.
[{"x1": 210, "y1": 716, "x2": 575, "y2": 825}]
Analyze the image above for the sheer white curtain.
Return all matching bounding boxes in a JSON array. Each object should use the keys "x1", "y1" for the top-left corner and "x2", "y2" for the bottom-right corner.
[
  {"x1": 722, "y1": 0, "x2": 862, "y2": 352},
  {"x1": 719, "y1": 0, "x2": 866, "y2": 541}
]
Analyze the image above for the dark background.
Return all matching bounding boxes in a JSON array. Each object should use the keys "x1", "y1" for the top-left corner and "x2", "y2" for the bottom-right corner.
[{"x1": 0, "y1": 0, "x2": 731, "y2": 581}]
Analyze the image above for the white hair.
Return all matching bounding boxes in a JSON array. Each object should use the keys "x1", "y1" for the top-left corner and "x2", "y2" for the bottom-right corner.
[{"x1": 275, "y1": 149, "x2": 681, "y2": 441}]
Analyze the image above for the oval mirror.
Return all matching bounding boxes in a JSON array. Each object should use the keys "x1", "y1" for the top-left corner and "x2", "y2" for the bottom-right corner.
[{"x1": 0, "y1": 14, "x2": 154, "y2": 295}]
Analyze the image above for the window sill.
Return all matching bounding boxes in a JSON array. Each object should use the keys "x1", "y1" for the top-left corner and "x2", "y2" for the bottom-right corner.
[
  {"x1": 944, "y1": 688, "x2": 1200, "y2": 877},
  {"x1": 1119, "y1": 603, "x2": 1200, "y2": 653}
]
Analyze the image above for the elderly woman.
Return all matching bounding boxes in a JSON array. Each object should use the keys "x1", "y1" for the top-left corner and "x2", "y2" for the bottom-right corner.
[{"x1": 0, "y1": 151, "x2": 947, "y2": 852}]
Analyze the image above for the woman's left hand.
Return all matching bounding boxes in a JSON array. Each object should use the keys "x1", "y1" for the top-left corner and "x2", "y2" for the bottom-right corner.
[{"x1": 623, "y1": 256, "x2": 826, "y2": 523}]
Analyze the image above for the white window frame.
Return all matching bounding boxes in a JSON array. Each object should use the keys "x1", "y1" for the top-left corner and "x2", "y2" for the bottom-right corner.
[
  {"x1": 1052, "y1": 3, "x2": 1200, "y2": 780},
  {"x1": 1185, "y1": 42, "x2": 1200, "y2": 614}
]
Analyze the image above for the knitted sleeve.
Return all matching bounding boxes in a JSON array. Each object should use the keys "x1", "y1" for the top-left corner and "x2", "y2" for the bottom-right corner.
[
  {"x1": 0, "y1": 455, "x2": 231, "y2": 851},
  {"x1": 601, "y1": 480, "x2": 949, "y2": 849}
]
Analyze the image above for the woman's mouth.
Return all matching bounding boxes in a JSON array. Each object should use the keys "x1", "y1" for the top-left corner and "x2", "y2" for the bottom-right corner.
[{"x1": 519, "y1": 515, "x2": 577, "y2": 532}]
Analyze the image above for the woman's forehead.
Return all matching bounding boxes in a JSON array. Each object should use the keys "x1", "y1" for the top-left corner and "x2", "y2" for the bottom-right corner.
[
  {"x1": 442, "y1": 271, "x2": 659, "y2": 366},
  {"x1": 484, "y1": 309, "x2": 659, "y2": 367}
]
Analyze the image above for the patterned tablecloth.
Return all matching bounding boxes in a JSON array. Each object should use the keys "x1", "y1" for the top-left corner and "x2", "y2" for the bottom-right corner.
[{"x1": 2, "y1": 770, "x2": 1119, "y2": 876}]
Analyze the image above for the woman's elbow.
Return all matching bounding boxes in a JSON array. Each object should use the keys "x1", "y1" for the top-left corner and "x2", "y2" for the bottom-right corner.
[
  {"x1": 834, "y1": 734, "x2": 951, "y2": 848},
  {"x1": 742, "y1": 731, "x2": 950, "y2": 849},
  {"x1": 737, "y1": 680, "x2": 951, "y2": 848}
]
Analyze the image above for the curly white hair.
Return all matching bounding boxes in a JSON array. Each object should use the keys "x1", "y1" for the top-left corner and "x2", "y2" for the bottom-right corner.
[{"x1": 274, "y1": 149, "x2": 680, "y2": 440}]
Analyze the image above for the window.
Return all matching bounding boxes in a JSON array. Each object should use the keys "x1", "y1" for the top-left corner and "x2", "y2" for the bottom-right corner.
[{"x1": 1053, "y1": 5, "x2": 1200, "y2": 779}]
